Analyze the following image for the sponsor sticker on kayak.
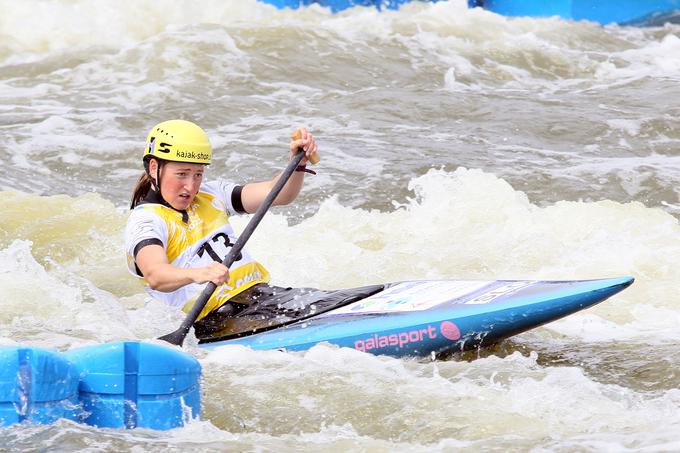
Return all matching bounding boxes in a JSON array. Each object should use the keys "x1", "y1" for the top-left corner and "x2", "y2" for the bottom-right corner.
[
  {"x1": 353, "y1": 320, "x2": 462, "y2": 352},
  {"x1": 463, "y1": 281, "x2": 533, "y2": 305},
  {"x1": 326, "y1": 280, "x2": 535, "y2": 314},
  {"x1": 328, "y1": 281, "x2": 490, "y2": 314}
]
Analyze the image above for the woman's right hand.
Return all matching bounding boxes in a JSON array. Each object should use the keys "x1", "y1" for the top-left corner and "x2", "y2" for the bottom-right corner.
[
  {"x1": 289, "y1": 127, "x2": 318, "y2": 164},
  {"x1": 192, "y1": 262, "x2": 230, "y2": 286}
]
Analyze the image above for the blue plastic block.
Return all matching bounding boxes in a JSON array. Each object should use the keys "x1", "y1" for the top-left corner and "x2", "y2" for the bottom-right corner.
[
  {"x1": 0, "y1": 347, "x2": 79, "y2": 426},
  {"x1": 480, "y1": 0, "x2": 680, "y2": 25},
  {"x1": 259, "y1": 0, "x2": 441, "y2": 13},
  {"x1": 64, "y1": 341, "x2": 201, "y2": 430},
  {"x1": 572, "y1": 0, "x2": 680, "y2": 25}
]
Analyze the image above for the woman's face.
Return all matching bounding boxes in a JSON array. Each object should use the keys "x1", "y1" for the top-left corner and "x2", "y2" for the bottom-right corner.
[{"x1": 150, "y1": 159, "x2": 205, "y2": 210}]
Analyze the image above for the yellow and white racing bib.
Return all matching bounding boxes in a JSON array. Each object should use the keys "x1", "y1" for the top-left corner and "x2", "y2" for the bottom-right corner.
[{"x1": 124, "y1": 179, "x2": 270, "y2": 320}]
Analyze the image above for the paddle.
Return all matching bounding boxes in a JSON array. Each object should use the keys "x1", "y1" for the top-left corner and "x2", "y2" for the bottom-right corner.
[{"x1": 158, "y1": 133, "x2": 317, "y2": 346}]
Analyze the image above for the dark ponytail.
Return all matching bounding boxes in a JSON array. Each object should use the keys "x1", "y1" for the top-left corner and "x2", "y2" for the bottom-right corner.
[
  {"x1": 130, "y1": 172, "x2": 155, "y2": 209},
  {"x1": 131, "y1": 157, "x2": 165, "y2": 208}
]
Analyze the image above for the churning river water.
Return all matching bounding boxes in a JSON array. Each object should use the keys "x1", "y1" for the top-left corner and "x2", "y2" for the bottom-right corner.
[{"x1": 1, "y1": 0, "x2": 680, "y2": 451}]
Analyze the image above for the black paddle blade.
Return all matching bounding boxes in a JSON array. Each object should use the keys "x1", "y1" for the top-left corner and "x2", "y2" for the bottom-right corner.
[{"x1": 157, "y1": 327, "x2": 189, "y2": 347}]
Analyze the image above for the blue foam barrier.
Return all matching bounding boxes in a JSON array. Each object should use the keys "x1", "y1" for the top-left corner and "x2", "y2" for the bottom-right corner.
[
  {"x1": 473, "y1": 0, "x2": 680, "y2": 25},
  {"x1": 258, "y1": 0, "x2": 680, "y2": 25},
  {"x1": 64, "y1": 341, "x2": 201, "y2": 430},
  {"x1": 0, "y1": 347, "x2": 79, "y2": 426},
  {"x1": 259, "y1": 0, "x2": 436, "y2": 13}
]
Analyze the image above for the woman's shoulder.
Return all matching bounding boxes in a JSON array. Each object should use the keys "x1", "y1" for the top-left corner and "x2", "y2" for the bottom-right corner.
[
  {"x1": 199, "y1": 179, "x2": 243, "y2": 215},
  {"x1": 199, "y1": 179, "x2": 239, "y2": 198},
  {"x1": 127, "y1": 203, "x2": 169, "y2": 227}
]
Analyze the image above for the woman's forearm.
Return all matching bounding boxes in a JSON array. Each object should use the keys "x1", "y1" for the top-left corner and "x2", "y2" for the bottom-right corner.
[
  {"x1": 272, "y1": 170, "x2": 305, "y2": 205},
  {"x1": 144, "y1": 263, "x2": 199, "y2": 292},
  {"x1": 144, "y1": 261, "x2": 231, "y2": 292}
]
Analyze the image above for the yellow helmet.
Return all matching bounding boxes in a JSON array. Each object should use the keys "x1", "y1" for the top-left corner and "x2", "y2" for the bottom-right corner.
[{"x1": 144, "y1": 120, "x2": 212, "y2": 165}]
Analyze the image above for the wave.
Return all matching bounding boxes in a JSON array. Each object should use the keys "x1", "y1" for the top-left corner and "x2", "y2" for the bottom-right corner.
[
  {"x1": 1, "y1": 169, "x2": 678, "y2": 347},
  {"x1": 2, "y1": 0, "x2": 679, "y2": 85}
]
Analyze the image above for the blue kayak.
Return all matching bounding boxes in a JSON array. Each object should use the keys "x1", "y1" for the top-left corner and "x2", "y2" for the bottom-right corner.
[{"x1": 198, "y1": 277, "x2": 634, "y2": 357}]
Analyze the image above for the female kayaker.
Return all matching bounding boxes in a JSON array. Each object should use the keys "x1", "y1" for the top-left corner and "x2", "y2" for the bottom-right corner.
[{"x1": 124, "y1": 119, "x2": 318, "y2": 326}]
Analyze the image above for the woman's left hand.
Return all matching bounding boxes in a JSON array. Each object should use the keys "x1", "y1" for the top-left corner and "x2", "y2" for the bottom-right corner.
[{"x1": 290, "y1": 127, "x2": 318, "y2": 165}]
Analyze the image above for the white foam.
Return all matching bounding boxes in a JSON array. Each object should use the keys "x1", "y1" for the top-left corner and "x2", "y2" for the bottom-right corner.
[
  {"x1": 595, "y1": 33, "x2": 680, "y2": 82},
  {"x1": 3, "y1": 168, "x2": 678, "y2": 346},
  {"x1": 0, "y1": 0, "x2": 278, "y2": 61},
  {"x1": 200, "y1": 344, "x2": 680, "y2": 445}
]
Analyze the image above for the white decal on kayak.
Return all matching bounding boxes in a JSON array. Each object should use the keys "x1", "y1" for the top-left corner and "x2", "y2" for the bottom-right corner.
[
  {"x1": 463, "y1": 281, "x2": 533, "y2": 305},
  {"x1": 327, "y1": 280, "x2": 492, "y2": 314}
]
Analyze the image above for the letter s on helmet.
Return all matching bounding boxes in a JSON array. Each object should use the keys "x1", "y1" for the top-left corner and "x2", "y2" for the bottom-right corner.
[{"x1": 144, "y1": 119, "x2": 212, "y2": 165}]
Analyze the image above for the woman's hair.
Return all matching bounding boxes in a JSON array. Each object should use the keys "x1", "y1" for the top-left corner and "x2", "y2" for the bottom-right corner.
[
  {"x1": 130, "y1": 158, "x2": 161, "y2": 209},
  {"x1": 130, "y1": 172, "x2": 154, "y2": 209}
]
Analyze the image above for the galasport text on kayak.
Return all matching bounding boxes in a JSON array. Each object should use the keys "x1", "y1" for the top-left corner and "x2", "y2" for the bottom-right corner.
[{"x1": 354, "y1": 321, "x2": 461, "y2": 352}]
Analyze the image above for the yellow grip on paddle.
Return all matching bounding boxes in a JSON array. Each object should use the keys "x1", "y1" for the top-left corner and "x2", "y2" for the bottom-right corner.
[{"x1": 291, "y1": 129, "x2": 320, "y2": 165}]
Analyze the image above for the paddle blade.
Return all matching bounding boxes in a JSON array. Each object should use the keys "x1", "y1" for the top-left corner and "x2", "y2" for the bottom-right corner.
[{"x1": 157, "y1": 328, "x2": 188, "y2": 347}]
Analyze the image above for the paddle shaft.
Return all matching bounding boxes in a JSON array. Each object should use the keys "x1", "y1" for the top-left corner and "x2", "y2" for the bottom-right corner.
[{"x1": 159, "y1": 149, "x2": 307, "y2": 346}]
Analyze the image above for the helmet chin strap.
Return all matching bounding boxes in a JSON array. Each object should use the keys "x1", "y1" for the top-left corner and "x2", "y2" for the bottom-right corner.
[
  {"x1": 147, "y1": 158, "x2": 167, "y2": 202},
  {"x1": 155, "y1": 162, "x2": 162, "y2": 193}
]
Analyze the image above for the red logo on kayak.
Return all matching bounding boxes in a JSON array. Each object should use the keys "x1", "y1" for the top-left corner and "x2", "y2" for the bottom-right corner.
[{"x1": 439, "y1": 321, "x2": 461, "y2": 340}]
